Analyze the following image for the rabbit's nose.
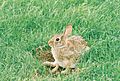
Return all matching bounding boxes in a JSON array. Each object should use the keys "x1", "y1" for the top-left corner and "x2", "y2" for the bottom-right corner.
[
  {"x1": 48, "y1": 40, "x2": 51, "y2": 44},
  {"x1": 48, "y1": 40, "x2": 53, "y2": 46}
]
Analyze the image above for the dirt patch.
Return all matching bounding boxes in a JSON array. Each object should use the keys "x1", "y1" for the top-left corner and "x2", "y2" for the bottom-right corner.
[{"x1": 36, "y1": 47, "x2": 54, "y2": 62}]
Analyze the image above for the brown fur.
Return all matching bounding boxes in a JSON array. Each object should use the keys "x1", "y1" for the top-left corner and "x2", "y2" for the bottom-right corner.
[{"x1": 43, "y1": 25, "x2": 90, "y2": 74}]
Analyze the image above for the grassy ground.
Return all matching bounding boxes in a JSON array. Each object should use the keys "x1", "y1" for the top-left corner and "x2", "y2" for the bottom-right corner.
[{"x1": 0, "y1": 0, "x2": 120, "y2": 81}]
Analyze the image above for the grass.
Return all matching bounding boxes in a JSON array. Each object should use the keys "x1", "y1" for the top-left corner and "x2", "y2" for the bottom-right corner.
[{"x1": 0, "y1": 0, "x2": 120, "y2": 81}]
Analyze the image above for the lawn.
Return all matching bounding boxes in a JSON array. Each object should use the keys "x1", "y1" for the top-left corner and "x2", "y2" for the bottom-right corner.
[{"x1": 0, "y1": 0, "x2": 120, "y2": 81}]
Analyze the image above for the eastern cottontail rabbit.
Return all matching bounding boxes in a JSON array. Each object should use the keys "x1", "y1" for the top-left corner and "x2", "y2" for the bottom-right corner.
[{"x1": 43, "y1": 25, "x2": 90, "y2": 74}]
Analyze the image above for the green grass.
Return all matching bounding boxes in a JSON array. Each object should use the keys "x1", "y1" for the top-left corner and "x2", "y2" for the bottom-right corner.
[{"x1": 0, "y1": 0, "x2": 120, "y2": 81}]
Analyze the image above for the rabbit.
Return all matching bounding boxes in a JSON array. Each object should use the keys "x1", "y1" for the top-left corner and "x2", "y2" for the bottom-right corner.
[{"x1": 43, "y1": 24, "x2": 90, "y2": 74}]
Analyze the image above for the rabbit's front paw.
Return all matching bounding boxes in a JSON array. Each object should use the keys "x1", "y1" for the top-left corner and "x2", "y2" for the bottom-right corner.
[
  {"x1": 43, "y1": 61, "x2": 55, "y2": 67},
  {"x1": 43, "y1": 61, "x2": 49, "y2": 65}
]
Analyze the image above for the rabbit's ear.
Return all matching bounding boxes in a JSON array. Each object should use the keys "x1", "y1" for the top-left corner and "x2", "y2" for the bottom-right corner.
[{"x1": 63, "y1": 24, "x2": 72, "y2": 37}]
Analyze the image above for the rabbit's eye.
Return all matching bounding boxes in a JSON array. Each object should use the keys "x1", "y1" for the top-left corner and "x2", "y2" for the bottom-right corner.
[{"x1": 56, "y1": 38, "x2": 60, "y2": 41}]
